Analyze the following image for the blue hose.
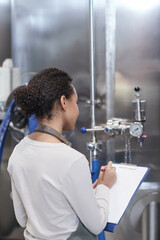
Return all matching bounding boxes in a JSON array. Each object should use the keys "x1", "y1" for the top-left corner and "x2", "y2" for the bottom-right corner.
[
  {"x1": 0, "y1": 99, "x2": 15, "y2": 168},
  {"x1": 91, "y1": 159, "x2": 106, "y2": 240},
  {"x1": 0, "y1": 105, "x2": 37, "y2": 168},
  {"x1": 92, "y1": 160, "x2": 99, "y2": 183},
  {"x1": 98, "y1": 231, "x2": 105, "y2": 240}
]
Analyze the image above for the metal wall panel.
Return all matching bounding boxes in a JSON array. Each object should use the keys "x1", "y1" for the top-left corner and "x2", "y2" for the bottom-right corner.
[
  {"x1": 11, "y1": 0, "x2": 90, "y2": 81},
  {"x1": 10, "y1": 1, "x2": 160, "y2": 239},
  {"x1": 11, "y1": 0, "x2": 93, "y2": 158},
  {"x1": 115, "y1": 3, "x2": 160, "y2": 182},
  {"x1": 0, "y1": 0, "x2": 11, "y2": 65},
  {"x1": 11, "y1": 0, "x2": 160, "y2": 180}
]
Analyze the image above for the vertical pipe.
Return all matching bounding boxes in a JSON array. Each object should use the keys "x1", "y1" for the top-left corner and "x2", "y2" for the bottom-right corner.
[
  {"x1": 89, "y1": 151, "x2": 92, "y2": 169},
  {"x1": 105, "y1": 0, "x2": 116, "y2": 162},
  {"x1": 142, "y1": 201, "x2": 159, "y2": 240},
  {"x1": 89, "y1": 1, "x2": 105, "y2": 239},
  {"x1": 89, "y1": 0, "x2": 96, "y2": 131},
  {"x1": 105, "y1": 0, "x2": 116, "y2": 121},
  {"x1": 11, "y1": 0, "x2": 16, "y2": 66},
  {"x1": 142, "y1": 204, "x2": 149, "y2": 240},
  {"x1": 136, "y1": 99, "x2": 141, "y2": 121},
  {"x1": 92, "y1": 159, "x2": 99, "y2": 183},
  {"x1": 149, "y1": 201, "x2": 158, "y2": 240}
]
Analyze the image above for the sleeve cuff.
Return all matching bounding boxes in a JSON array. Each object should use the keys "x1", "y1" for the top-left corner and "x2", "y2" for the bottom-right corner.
[{"x1": 95, "y1": 184, "x2": 110, "y2": 200}]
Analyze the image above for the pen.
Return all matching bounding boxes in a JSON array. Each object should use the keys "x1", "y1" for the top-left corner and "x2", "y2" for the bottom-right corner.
[{"x1": 101, "y1": 168, "x2": 105, "y2": 172}]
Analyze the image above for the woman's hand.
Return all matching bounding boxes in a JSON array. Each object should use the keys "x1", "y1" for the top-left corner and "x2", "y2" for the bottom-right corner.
[{"x1": 96, "y1": 161, "x2": 117, "y2": 189}]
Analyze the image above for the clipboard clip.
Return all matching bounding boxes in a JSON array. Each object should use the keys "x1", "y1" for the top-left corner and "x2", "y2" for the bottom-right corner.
[{"x1": 119, "y1": 163, "x2": 137, "y2": 170}]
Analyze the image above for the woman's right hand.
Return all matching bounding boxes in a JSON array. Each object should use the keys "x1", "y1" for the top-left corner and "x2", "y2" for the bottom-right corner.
[{"x1": 97, "y1": 161, "x2": 117, "y2": 189}]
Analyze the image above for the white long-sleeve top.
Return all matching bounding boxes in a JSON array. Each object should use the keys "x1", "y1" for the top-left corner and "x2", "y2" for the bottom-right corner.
[{"x1": 7, "y1": 136, "x2": 110, "y2": 240}]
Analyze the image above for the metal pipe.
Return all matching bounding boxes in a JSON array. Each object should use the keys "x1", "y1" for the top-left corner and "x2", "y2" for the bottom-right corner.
[
  {"x1": 105, "y1": 0, "x2": 116, "y2": 162},
  {"x1": 136, "y1": 99, "x2": 141, "y2": 121},
  {"x1": 11, "y1": 0, "x2": 16, "y2": 67},
  {"x1": 89, "y1": 2, "x2": 105, "y2": 239},
  {"x1": 149, "y1": 201, "x2": 159, "y2": 240},
  {"x1": 105, "y1": 0, "x2": 116, "y2": 121},
  {"x1": 142, "y1": 201, "x2": 159, "y2": 240},
  {"x1": 89, "y1": 0, "x2": 96, "y2": 130}
]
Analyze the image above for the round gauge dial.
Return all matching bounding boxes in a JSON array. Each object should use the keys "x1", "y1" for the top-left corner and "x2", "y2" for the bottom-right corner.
[{"x1": 129, "y1": 122, "x2": 143, "y2": 137}]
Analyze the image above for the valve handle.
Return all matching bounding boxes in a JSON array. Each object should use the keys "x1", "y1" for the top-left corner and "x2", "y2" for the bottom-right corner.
[
  {"x1": 140, "y1": 135, "x2": 147, "y2": 142},
  {"x1": 141, "y1": 134, "x2": 147, "y2": 139},
  {"x1": 81, "y1": 127, "x2": 87, "y2": 133},
  {"x1": 105, "y1": 127, "x2": 109, "y2": 132}
]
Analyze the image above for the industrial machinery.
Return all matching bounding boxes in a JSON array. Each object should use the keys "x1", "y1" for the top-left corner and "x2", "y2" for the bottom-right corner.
[{"x1": 81, "y1": 87, "x2": 147, "y2": 169}]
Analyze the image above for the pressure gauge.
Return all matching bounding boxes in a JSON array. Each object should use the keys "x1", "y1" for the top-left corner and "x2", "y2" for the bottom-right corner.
[{"x1": 129, "y1": 122, "x2": 143, "y2": 137}]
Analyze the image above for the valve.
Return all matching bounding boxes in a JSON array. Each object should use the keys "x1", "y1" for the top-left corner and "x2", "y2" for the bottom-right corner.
[
  {"x1": 105, "y1": 127, "x2": 109, "y2": 132},
  {"x1": 87, "y1": 142, "x2": 102, "y2": 151},
  {"x1": 132, "y1": 86, "x2": 146, "y2": 122},
  {"x1": 138, "y1": 134, "x2": 147, "y2": 147},
  {"x1": 141, "y1": 134, "x2": 147, "y2": 140},
  {"x1": 140, "y1": 134, "x2": 147, "y2": 142},
  {"x1": 81, "y1": 127, "x2": 87, "y2": 133}
]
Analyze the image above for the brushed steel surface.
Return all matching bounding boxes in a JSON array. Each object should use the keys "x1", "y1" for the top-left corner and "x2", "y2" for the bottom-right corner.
[
  {"x1": 11, "y1": 0, "x2": 90, "y2": 83},
  {"x1": 114, "y1": 2, "x2": 160, "y2": 182},
  {"x1": 0, "y1": 0, "x2": 11, "y2": 65},
  {"x1": 0, "y1": 0, "x2": 159, "y2": 239},
  {"x1": 10, "y1": 0, "x2": 160, "y2": 175}
]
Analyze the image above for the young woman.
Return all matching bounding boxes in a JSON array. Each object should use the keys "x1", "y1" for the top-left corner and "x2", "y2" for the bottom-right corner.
[{"x1": 7, "y1": 68, "x2": 116, "y2": 240}]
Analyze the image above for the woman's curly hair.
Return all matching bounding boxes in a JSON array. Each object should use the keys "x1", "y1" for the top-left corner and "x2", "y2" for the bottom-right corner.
[{"x1": 14, "y1": 68, "x2": 74, "y2": 119}]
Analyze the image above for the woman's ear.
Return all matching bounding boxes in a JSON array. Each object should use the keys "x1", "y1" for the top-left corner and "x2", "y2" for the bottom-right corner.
[{"x1": 60, "y1": 95, "x2": 67, "y2": 111}]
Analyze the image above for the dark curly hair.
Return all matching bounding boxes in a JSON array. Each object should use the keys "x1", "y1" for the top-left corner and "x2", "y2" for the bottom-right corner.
[{"x1": 14, "y1": 68, "x2": 74, "y2": 119}]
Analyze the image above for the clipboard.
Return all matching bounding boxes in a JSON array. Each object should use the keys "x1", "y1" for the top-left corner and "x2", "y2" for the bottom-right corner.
[{"x1": 104, "y1": 163, "x2": 150, "y2": 232}]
